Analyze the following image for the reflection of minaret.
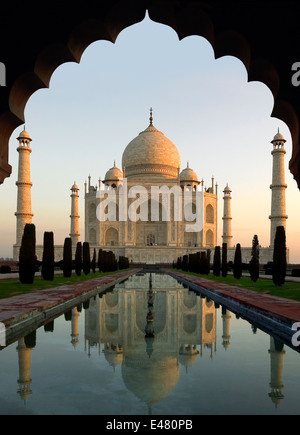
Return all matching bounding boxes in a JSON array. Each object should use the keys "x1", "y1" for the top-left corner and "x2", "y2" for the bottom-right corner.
[
  {"x1": 145, "y1": 274, "x2": 155, "y2": 338},
  {"x1": 221, "y1": 306, "x2": 231, "y2": 350},
  {"x1": 222, "y1": 184, "x2": 232, "y2": 247},
  {"x1": 71, "y1": 307, "x2": 80, "y2": 348},
  {"x1": 269, "y1": 130, "x2": 288, "y2": 247},
  {"x1": 16, "y1": 337, "x2": 33, "y2": 401},
  {"x1": 15, "y1": 128, "x2": 34, "y2": 247},
  {"x1": 268, "y1": 337, "x2": 285, "y2": 407}
]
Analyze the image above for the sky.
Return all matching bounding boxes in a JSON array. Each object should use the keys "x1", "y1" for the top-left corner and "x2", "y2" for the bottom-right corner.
[{"x1": 1, "y1": 13, "x2": 300, "y2": 262}]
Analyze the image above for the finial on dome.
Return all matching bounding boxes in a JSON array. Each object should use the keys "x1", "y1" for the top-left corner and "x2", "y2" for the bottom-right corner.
[
  {"x1": 149, "y1": 107, "x2": 153, "y2": 126},
  {"x1": 187, "y1": 161, "x2": 189, "y2": 168}
]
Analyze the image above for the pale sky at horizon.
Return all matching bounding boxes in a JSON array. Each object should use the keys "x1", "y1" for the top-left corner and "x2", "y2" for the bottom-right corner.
[{"x1": 1, "y1": 13, "x2": 299, "y2": 262}]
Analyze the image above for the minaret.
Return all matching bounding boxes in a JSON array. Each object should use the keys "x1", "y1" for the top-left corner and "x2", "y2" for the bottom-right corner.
[
  {"x1": 15, "y1": 127, "x2": 34, "y2": 246},
  {"x1": 70, "y1": 182, "x2": 80, "y2": 245},
  {"x1": 222, "y1": 184, "x2": 232, "y2": 247},
  {"x1": 269, "y1": 130, "x2": 288, "y2": 247}
]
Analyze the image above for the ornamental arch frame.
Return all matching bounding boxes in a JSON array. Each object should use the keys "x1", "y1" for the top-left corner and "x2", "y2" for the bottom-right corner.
[{"x1": 0, "y1": 1, "x2": 300, "y2": 188}]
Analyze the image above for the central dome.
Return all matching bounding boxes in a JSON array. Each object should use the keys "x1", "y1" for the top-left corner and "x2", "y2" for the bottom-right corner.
[{"x1": 122, "y1": 112, "x2": 181, "y2": 178}]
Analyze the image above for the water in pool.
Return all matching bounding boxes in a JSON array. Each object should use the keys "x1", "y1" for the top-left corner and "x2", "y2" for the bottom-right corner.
[{"x1": 0, "y1": 272, "x2": 299, "y2": 415}]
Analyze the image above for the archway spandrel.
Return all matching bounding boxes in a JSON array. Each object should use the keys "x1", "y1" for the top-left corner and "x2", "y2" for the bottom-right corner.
[{"x1": 0, "y1": 1, "x2": 300, "y2": 189}]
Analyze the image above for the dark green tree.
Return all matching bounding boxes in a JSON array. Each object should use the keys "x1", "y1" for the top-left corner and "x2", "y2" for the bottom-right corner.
[
  {"x1": 233, "y1": 243, "x2": 242, "y2": 279},
  {"x1": 199, "y1": 251, "x2": 207, "y2": 274},
  {"x1": 205, "y1": 249, "x2": 211, "y2": 275},
  {"x1": 249, "y1": 234, "x2": 260, "y2": 282},
  {"x1": 82, "y1": 242, "x2": 91, "y2": 275},
  {"x1": 188, "y1": 253, "x2": 197, "y2": 272},
  {"x1": 119, "y1": 255, "x2": 128, "y2": 269},
  {"x1": 182, "y1": 255, "x2": 188, "y2": 272},
  {"x1": 63, "y1": 237, "x2": 72, "y2": 278},
  {"x1": 91, "y1": 248, "x2": 96, "y2": 273},
  {"x1": 19, "y1": 223, "x2": 36, "y2": 284},
  {"x1": 272, "y1": 226, "x2": 287, "y2": 286},
  {"x1": 75, "y1": 242, "x2": 82, "y2": 276},
  {"x1": 221, "y1": 243, "x2": 228, "y2": 278},
  {"x1": 42, "y1": 231, "x2": 55, "y2": 280},
  {"x1": 213, "y1": 246, "x2": 221, "y2": 276},
  {"x1": 98, "y1": 249, "x2": 103, "y2": 272},
  {"x1": 103, "y1": 250, "x2": 109, "y2": 272}
]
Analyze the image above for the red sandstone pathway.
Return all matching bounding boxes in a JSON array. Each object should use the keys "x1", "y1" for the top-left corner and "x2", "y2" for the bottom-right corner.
[
  {"x1": 0, "y1": 270, "x2": 138, "y2": 329},
  {"x1": 168, "y1": 270, "x2": 300, "y2": 324}
]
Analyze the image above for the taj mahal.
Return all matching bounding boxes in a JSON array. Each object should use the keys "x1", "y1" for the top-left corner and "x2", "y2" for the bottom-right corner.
[{"x1": 13, "y1": 109, "x2": 288, "y2": 264}]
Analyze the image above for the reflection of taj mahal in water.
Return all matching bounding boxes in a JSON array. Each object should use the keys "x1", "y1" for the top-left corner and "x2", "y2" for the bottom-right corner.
[{"x1": 15, "y1": 274, "x2": 287, "y2": 410}]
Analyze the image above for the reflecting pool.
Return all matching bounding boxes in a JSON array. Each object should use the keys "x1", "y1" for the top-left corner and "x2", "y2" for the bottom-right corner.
[{"x1": 0, "y1": 272, "x2": 300, "y2": 415}]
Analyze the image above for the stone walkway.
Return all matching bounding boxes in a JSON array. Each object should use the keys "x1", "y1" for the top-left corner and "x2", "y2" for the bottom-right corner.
[
  {"x1": 0, "y1": 270, "x2": 139, "y2": 335},
  {"x1": 167, "y1": 270, "x2": 300, "y2": 324}
]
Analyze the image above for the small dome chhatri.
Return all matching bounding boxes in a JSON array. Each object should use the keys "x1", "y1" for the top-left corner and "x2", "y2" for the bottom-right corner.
[
  {"x1": 17, "y1": 126, "x2": 32, "y2": 142},
  {"x1": 122, "y1": 108, "x2": 181, "y2": 178},
  {"x1": 104, "y1": 161, "x2": 123, "y2": 181},
  {"x1": 180, "y1": 161, "x2": 199, "y2": 182},
  {"x1": 223, "y1": 183, "x2": 231, "y2": 194},
  {"x1": 272, "y1": 128, "x2": 286, "y2": 144},
  {"x1": 71, "y1": 182, "x2": 79, "y2": 191}
]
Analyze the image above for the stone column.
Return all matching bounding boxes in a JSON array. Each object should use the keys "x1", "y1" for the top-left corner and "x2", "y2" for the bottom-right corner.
[
  {"x1": 70, "y1": 183, "x2": 80, "y2": 245},
  {"x1": 15, "y1": 128, "x2": 34, "y2": 247},
  {"x1": 269, "y1": 130, "x2": 288, "y2": 247},
  {"x1": 222, "y1": 184, "x2": 232, "y2": 247}
]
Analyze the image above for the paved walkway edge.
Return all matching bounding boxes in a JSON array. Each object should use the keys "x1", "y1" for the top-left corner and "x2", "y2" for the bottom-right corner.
[
  {"x1": 2, "y1": 269, "x2": 140, "y2": 347},
  {"x1": 164, "y1": 270, "x2": 300, "y2": 351}
]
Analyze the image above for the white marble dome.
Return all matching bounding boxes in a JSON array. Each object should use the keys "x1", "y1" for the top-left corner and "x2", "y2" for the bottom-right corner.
[{"x1": 122, "y1": 115, "x2": 181, "y2": 178}]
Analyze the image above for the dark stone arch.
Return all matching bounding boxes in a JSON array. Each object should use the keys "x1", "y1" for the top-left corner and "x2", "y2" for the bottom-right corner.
[{"x1": 0, "y1": 1, "x2": 300, "y2": 188}]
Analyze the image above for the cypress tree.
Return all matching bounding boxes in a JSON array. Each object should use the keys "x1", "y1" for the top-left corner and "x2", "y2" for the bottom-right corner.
[
  {"x1": 188, "y1": 253, "x2": 197, "y2": 272},
  {"x1": 75, "y1": 242, "x2": 82, "y2": 276},
  {"x1": 205, "y1": 249, "x2": 211, "y2": 275},
  {"x1": 63, "y1": 237, "x2": 72, "y2": 278},
  {"x1": 102, "y1": 250, "x2": 108, "y2": 272},
  {"x1": 213, "y1": 246, "x2": 221, "y2": 276},
  {"x1": 119, "y1": 255, "x2": 125, "y2": 269},
  {"x1": 272, "y1": 226, "x2": 287, "y2": 286},
  {"x1": 221, "y1": 243, "x2": 228, "y2": 278},
  {"x1": 199, "y1": 251, "x2": 206, "y2": 274},
  {"x1": 98, "y1": 249, "x2": 103, "y2": 272},
  {"x1": 249, "y1": 234, "x2": 260, "y2": 282},
  {"x1": 91, "y1": 248, "x2": 96, "y2": 273},
  {"x1": 233, "y1": 243, "x2": 242, "y2": 279},
  {"x1": 182, "y1": 255, "x2": 188, "y2": 272},
  {"x1": 82, "y1": 242, "x2": 91, "y2": 275},
  {"x1": 42, "y1": 231, "x2": 55, "y2": 280},
  {"x1": 19, "y1": 223, "x2": 36, "y2": 284}
]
